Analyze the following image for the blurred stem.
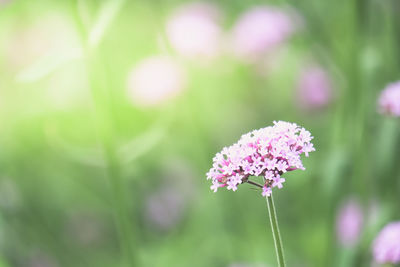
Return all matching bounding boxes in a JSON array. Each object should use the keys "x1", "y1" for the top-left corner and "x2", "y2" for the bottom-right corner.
[
  {"x1": 336, "y1": 246, "x2": 356, "y2": 267},
  {"x1": 376, "y1": 118, "x2": 398, "y2": 175},
  {"x1": 71, "y1": 1, "x2": 136, "y2": 266},
  {"x1": 86, "y1": 50, "x2": 136, "y2": 267},
  {"x1": 266, "y1": 194, "x2": 286, "y2": 267}
]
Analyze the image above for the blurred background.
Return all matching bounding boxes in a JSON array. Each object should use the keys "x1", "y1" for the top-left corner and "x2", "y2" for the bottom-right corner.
[{"x1": 0, "y1": 0, "x2": 399, "y2": 266}]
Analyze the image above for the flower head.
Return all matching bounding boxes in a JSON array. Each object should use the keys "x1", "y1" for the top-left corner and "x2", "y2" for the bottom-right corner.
[
  {"x1": 336, "y1": 198, "x2": 363, "y2": 247},
  {"x1": 166, "y1": 2, "x2": 222, "y2": 60},
  {"x1": 297, "y1": 64, "x2": 333, "y2": 110},
  {"x1": 230, "y1": 6, "x2": 296, "y2": 62},
  {"x1": 378, "y1": 81, "x2": 400, "y2": 117},
  {"x1": 372, "y1": 221, "x2": 400, "y2": 264},
  {"x1": 206, "y1": 121, "x2": 315, "y2": 198},
  {"x1": 127, "y1": 56, "x2": 186, "y2": 107}
]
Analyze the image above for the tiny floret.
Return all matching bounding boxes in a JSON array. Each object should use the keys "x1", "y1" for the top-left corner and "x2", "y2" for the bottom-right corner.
[
  {"x1": 372, "y1": 221, "x2": 400, "y2": 264},
  {"x1": 206, "y1": 121, "x2": 315, "y2": 197}
]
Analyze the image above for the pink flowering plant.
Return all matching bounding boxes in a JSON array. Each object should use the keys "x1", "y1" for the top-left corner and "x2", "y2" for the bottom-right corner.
[
  {"x1": 378, "y1": 81, "x2": 400, "y2": 117},
  {"x1": 230, "y1": 6, "x2": 296, "y2": 62},
  {"x1": 207, "y1": 120, "x2": 314, "y2": 197},
  {"x1": 206, "y1": 121, "x2": 315, "y2": 267},
  {"x1": 372, "y1": 221, "x2": 400, "y2": 265},
  {"x1": 336, "y1": 198, "x2": 364, "y2": 247}
]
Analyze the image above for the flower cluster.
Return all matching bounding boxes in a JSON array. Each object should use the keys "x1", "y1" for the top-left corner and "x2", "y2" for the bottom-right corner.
[
  {"x1": 372, "y1": 221, "x2": 400, "y2": 264},
  {"x1": 378, "y1": 81, "x2": 400, "y2": 117},
  {"x1": 206, "y1": 121, "x2": 315, "y2": 197}
]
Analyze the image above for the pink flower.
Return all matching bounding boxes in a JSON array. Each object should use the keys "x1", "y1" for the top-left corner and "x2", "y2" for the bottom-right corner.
[
  {"x1": 0, "y1": 0, "x2": 12, "y2": 6},
  {"x1": 26, "y1": 250, "x2": 59, "y2": 267},
  {"x1": 206, "y1": 121, "x2": 315, "y2": 198},
  {"x1": 336, "y1": 199, "x2": 363, "y2": 247},
  {"x1": 126, "y1": 56, "x2": 186, "y2": 107},
  {"x1": 166, "y1": 2, "x2": 222, "y2": 60},
  {"x1": 145, "y1": 187, "x2": 186, "y2": 231},
  {"x1": 272, "y1": 176, "x2": 285, "y2": 189},
  {"x1": 378, "y1": 81, "x2": 400, "y2": 117},
  {"x1": 372, "y1": 221, "x2": 400, "y2": 264},
  {"x1": 230, "y1": 6, "x2": 296, "y2": 62},
  {"x1": 296, "y1": 65, "x2": 333, "y2": 110},
  {"x1": 262, "y1": 186, "x2": 272, "y2": 197},
  {"x1": 65, "y1": 212, "x2": 104, "y2": 247},
  {"x1": 5, "y1": 15, "x2": 80, "y2": 71}
]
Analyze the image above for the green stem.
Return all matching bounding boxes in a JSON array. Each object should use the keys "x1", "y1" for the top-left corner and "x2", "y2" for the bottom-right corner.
[
  {"x1": 266, "y1": 193, "x2": 286, "y2": 267},
  {"x1": 87, "y1": 54, "x2": 136, "y2": 266},
  {"x1": 103, "y1": 140, "x2": 136, "y2": 267},
  {"x1": 88, "y1": 59, "x2": 136, "y2": 267},
  {"x1": 70, "y1": 2, "x2": 136, "y2": 265}
]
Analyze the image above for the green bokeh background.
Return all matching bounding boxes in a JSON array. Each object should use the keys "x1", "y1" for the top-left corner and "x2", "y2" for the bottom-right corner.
[{"x1": 0, "y1": 0, "x2": 399, "y2": 266}]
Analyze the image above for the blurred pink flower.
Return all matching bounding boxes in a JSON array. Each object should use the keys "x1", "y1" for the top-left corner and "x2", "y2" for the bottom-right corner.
[
  {"x1": 4, "y1": 14, "x2": 79, "y2": 70},
  {"x1": 230, "y1": 6, "x2": 296, "y2": 62},
  {"x1": 145, "y1": 159, "x2": 195, "y2": 231},
  {"x1": 378, "y1": 81, "x2": 400, "y2": 117},
  {"x1": 27, "y1": 250, "x2": 59, "y2": 267},
  {"x1": 297, "y1": 65, "x2": 333, "y2": 110},
  {"x1": 0, "y1": 178, "x2": 20, "y2": 211},
  {"x1": 0, "y1": 0, "x2": 11, "y2": 5},
  {"x1": 145, "y1": 186, "x2": 186, "y2": 231},
  {"x1": 372, "y1": 221, "x2": 400, "y2": 264},
  {"x1": 336, "y1": 199, "x2": 363, "y2": 247},
  {"x1": 64, "y1": 211, "x2": 105, "y2": 247},
  {"x1": 206, "y1": 121, "x2": 314, "y2": 198},
  {"x1": 127, "y1": 56, "x2": 186, "y2": 107},
  {"x1": 166, "y1": 2, "x2": 222, "y2": 60}
]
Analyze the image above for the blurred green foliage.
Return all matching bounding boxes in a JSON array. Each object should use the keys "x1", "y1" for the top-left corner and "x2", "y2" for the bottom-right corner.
[{"x1": 0, "y1": 0, "x2": 399, "y2": 266}]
